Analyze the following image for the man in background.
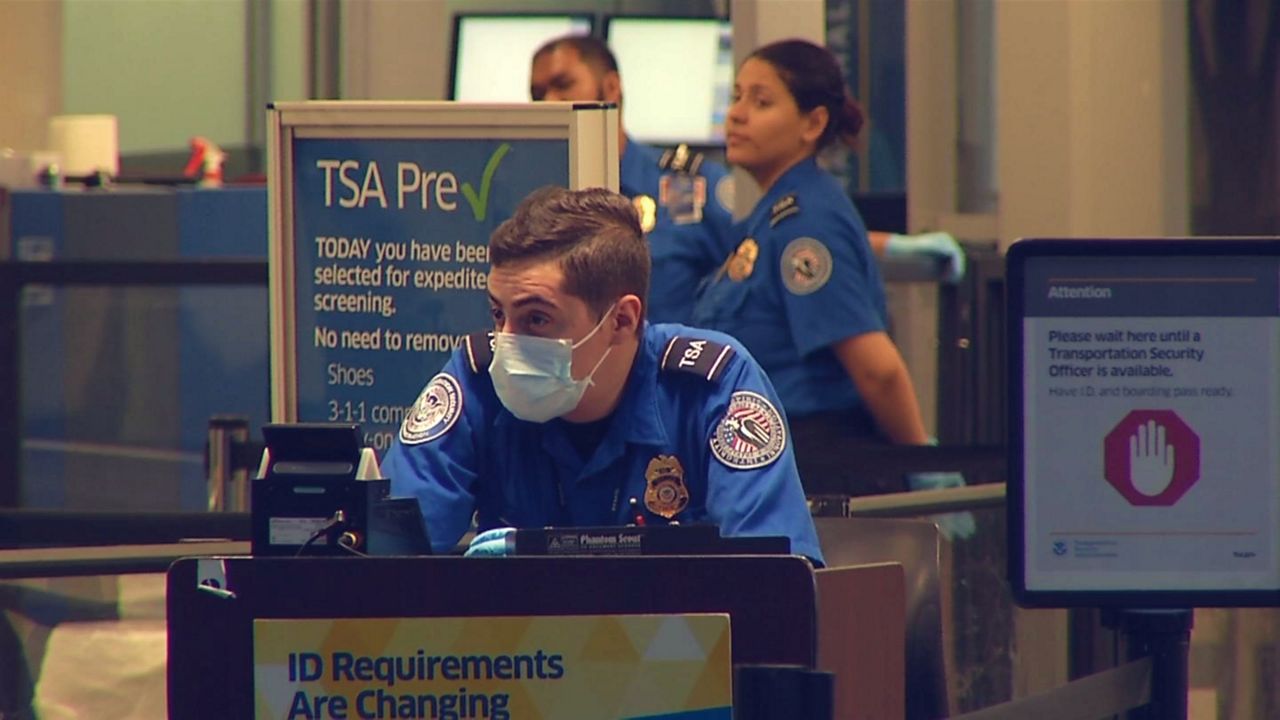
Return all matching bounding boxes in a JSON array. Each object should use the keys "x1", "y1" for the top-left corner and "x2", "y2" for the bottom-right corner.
[
  {"x1": 529, "y1": 35, "x2": 966, "y2": 325},
  {"x1": 531, "y1": 35, "x2": 736, "y2": 324}
]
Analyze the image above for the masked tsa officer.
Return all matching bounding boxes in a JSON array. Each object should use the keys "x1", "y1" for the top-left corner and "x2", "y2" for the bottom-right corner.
[
  {"x1": 381, "y1": 186, "x2": 824, "y2": 565},
  {"x1": 530, "y1": 35, "x2": 736, "y2": 324}
]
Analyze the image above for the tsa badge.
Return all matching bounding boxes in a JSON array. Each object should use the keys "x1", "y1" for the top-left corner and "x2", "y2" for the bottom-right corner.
[
  {"x1": 659, "y1": 173, "x2": 707, "y2": 225},
  {"x1": 727, "y1": 238, "x2": 759, "y2": 282},
  {"x1": 632, "y1": 194, "x2": 657, "y2": 234},
  {"x1": 644, "y1": 454, "x2": 689, "y2": 519}
]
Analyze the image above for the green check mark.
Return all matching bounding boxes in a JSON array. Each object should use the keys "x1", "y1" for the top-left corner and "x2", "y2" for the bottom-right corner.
[{"x1": 461, "y1": 143, "x2": 511, "y2": 222}]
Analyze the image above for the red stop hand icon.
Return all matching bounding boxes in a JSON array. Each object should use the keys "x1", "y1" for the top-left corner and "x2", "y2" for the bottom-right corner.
[{"x1": 1104, "y1": 410, "x2": 1200, "y2": 506}]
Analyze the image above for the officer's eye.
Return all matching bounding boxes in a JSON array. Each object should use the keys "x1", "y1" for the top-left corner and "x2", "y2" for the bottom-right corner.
[
  {"x1": 489, "y1": 307, "x2": 505, "y2": 328},
  {"x1": 527, "y1": 312, "x2": 552, "y2": 330}
]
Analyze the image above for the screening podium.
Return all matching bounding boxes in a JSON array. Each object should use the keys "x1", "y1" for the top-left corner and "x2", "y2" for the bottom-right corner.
[{"x1": 167, "y1": 555, "x2": 904, "y2": 719}]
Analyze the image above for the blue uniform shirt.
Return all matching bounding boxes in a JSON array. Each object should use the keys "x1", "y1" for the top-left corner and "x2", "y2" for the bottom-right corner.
[
  {"x1": 691, "y1": 157, "x2": 888, "y2": 422},
  {"x1": 381, "y1": 322, "x2": 823, "y2": 565},
  {"x1": 621, "y1": 139, "x2": 736, "y2": 324}
]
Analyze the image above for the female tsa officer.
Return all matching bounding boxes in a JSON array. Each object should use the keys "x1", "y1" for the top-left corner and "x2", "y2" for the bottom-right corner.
[{"x1": 691, "y1": 39, "x2": 972, "y2": 528}]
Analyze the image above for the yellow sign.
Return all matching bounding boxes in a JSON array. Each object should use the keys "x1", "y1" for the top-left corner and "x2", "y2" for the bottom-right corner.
[{"x1": 253, "y1": 614, "x2": 732, "y2": 719}]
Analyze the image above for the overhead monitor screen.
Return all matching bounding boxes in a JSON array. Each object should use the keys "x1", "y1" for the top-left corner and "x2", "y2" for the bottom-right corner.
[
  {"x1": 606, "y1": 17, "x2": 732, "y2": 146},
  {"x1": 451, "y1": 14, "x2": 593, "y2": 102},
  {"x1": 1008, "y1": 238, "x2": 1280, "y2": 608}
]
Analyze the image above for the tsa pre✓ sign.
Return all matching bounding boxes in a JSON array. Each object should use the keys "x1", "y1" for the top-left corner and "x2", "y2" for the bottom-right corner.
[
  {"x1": 290, "y1": 137, "x2": 567, "y2": 451},
  {"x1": 252, "y1": 614, "x2": 732, "y2": 720}
]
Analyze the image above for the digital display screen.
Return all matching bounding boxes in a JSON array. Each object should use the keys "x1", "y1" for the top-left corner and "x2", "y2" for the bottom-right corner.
[
  {"x1": 451, "y1": 15, "x2": 593, "y2": 102},
  {"x1": 1008, "y1": 239, "x2": 1280, "y2": 607},
  {"x1": 606, "y1": 17, "x2": 732, "y2": 146}
]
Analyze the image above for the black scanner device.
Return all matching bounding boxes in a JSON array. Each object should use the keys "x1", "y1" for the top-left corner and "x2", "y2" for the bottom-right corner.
[{"x1": 251, "y1": 423, "x2": 430, "y2": 556}]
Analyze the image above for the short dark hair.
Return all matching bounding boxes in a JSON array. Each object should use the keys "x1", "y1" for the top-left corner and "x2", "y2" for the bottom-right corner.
[
  {"x1": 749, "y1": 39, "x2": 864, "y2": 150},
  {"x1": 532, "y1": 35, "x2": 620, "y2": 76},
  {"x1": 490, "y1": 187, "x2": 649, "y2": 328}
]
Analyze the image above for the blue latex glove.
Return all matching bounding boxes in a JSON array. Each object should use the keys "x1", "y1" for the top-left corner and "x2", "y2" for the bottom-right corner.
[
  {"x1": 885, "y1": 231, "x2": 966, "y2": 283},
  {"x1": 464, "y1": 527, "x2": 517, "y2": 557},
  {"x1": 907, "y1": 468, "x2": 977, "y2": 542}
]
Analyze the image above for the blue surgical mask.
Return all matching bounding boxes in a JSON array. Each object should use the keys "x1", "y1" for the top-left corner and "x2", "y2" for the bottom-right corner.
[{"x1": 489, "y1": 304, "x2": 616, "y2": 422}]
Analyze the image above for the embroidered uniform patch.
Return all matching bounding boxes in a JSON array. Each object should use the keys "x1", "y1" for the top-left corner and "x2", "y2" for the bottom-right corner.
[
  {"x1": 399, "y1": 373, "x2": 462, "y2": 445},
  {"x1": 710, "y1": 391, "x2": 787, "y2": 469},
  {"x1": 661, "y1": 336, "x2": 734, "y2": 381},
  {"x1": 770, "y1": 193, "x2": 799, "y2": 227},
  {"x1": 715, "y1": 174, "x2": 735, "y2": 212},
  {"x1": 780, "y1": 236, "x2": 833, "y2": 295},
  {"x1": 464, "y1": 332, "x2": 494, "y2": 373}
]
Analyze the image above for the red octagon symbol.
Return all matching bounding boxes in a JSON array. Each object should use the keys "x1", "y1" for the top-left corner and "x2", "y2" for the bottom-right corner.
[{"x1": 1103, "y1": 409, "x2": 1200, "y2": 506}]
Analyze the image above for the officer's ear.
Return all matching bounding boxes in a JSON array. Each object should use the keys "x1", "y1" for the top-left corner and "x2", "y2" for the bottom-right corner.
[
  {"x1": 600, "y1": 70, "x2": 622, "y2": 105},
  {"x1": 610, "y1": 294, "x2": 642, "y2": 342},
  {"x1": 802, "y1": 105, "x2": 829, "y2": 148}
]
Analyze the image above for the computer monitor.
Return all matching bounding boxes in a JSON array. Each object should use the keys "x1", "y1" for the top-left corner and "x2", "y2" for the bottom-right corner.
[
  {"x1": 450, "y1": 13, "x2": 594, "y2": 102},
  {"x1": 1007, "y1": 238, "x2": 1280, "y2": 608},
  {"x1": 605, "y1": 16, "x2": 732, "y2": 146}
]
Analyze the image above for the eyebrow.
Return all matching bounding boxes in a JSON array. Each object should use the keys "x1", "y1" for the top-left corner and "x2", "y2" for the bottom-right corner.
[
  {"x1": 530, "y1": 71, "x2": 571, "y2": 100},
  {"x1": 547, "y1": 70, "x2": 573, "y2": 86},
  {"x1": 488, "y1": 293, "x2": 560, "y2": 311}
]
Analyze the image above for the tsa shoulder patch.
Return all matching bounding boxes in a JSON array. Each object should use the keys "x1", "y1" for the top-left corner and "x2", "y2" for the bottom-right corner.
[
  {"x1": 781, "y1": 236, "x2": 833, "y2": 295},
  {"x1": 714, "y1": 174, "x2": 735, "y2": 212},
  {"x1": 661, "y1": 336, "x2": 735, "y2": 382},
  {"x1": 463, "y1": 332, "x2": 494, "y2": 374},
  {"x1": 769, "y1": 193, "x2": 800, "y2": 227},
  {"x1": 399, "y1": 373, "x2": 463, "y2": 445},
  {"x1": 710, "y1": 391, "x2": 787, "y2": 469}
]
